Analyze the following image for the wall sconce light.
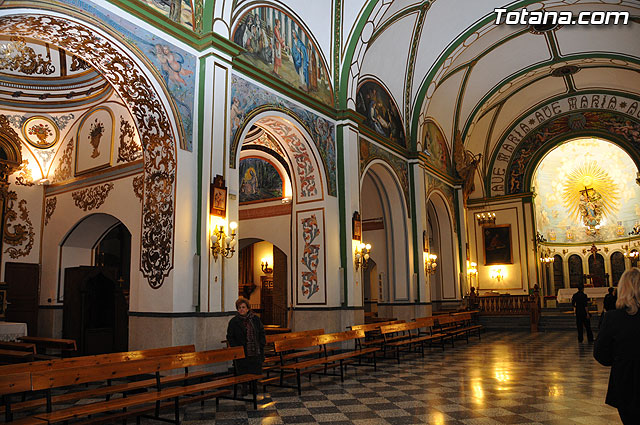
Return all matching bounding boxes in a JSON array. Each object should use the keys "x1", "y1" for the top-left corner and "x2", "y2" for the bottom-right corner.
[
  {"x1": 476, "y1": 212, "x2": 496, "y2": 226},
  {"x1": 623, "y1": 243, "x2": 639, "y2": 258},
  {"x1": 467, "y1": 261, "x2": 477, "y2": 277},
  {"x1": 210, "y1": 221, "x2": 237, "y2": 261},
  {"x1": 490, "y1": 268, "x2": 504, "y2": 282},
  {"x1": 261, "y1": 257, "x2": 273, "y2": 274},
  {"x1": 355, "y1": 243, "x2": 371, "y2": 271},
  {"x1": 425, "y1": 252, "x2": 438, "y2": 275},
  {"x1": 540, "y1": 248, "x2": 554, "y2": 264}
]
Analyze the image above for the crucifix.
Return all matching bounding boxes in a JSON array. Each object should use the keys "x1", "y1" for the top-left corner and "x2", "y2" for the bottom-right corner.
[{"x1": 588, "y1": 243, "x2": 600, "y2": 256}]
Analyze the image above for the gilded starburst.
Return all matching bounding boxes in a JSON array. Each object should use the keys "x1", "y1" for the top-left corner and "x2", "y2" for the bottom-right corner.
[{"x1": 562, "y1": 161, "x2": 619, "y2": 223}]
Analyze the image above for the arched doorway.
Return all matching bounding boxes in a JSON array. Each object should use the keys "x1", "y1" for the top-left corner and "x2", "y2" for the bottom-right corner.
[
  {"x1": 60, "y1": 214, "x2": 131, "y2": 355},
  {"x1": 569, "y1": 255, "x2": 583, "y2": 288},
  {"x1": 552, "y1": 255, "x2": 564, "y2": 295},
  {"x1": 238, "y1": 238, "x2": 288, "y2": 327},
  {"x1": 426, "y1": 193, "x2": 458, "y2": 305},
  {"x1": 588, "y1": 253, "x2": 606, "y2": 286},
  {"x1": 360, "y1": 162, "x2": 410, "y2": 312},
  {"x1": 611, "y1": 252, "x2": 625, "y2": 286}
]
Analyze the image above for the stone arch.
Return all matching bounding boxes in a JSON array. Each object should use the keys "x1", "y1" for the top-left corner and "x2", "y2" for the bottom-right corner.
[
  {"x1": 0, "y1": 13, "x2": 178, "y2": 288},
  {"x1": 360, "y1": 160, "x2": 410, "y2": 303},
  {"x1": 426, "y1": 190, "x2": 458, "y2": 301}
]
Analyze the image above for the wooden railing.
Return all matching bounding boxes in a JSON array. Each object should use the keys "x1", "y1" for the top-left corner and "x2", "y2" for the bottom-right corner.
[{"x1": 473, "y1": 286, "x2": 542, "y2": 331}]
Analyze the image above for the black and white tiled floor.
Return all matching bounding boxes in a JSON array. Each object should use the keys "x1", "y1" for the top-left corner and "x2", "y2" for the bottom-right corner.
[{"x1": 146, "y1": 331, "x2": 621, "y2": 425}]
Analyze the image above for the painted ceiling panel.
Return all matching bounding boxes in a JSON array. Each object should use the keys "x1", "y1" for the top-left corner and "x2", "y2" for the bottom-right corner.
[
  {"x1": 489, "y1": 76, "x2": 567, "y2": 153},
  {"x1": 423, "y1": 69, "x2": 465, "y2": 147},
  {"x1": 458, "y1": 32, "x2": 551, "y2": 132},
  {"x1": 360, "y1": 12, "x2": 418, "y2": 121},
  {"x1": 235, "y1": 0, "x2": 334, "y2": 70},
  {"x1": 341, "y1": 0, "x2": 370, "y2": 56},
  {"x1": 573, "y1": 67, "x2": 640, "y2": 94},
  {"x1": 466, "y1": 108, "x2": 495, "y2": 174},
  {"x1": 447, "y1": 25, "x2": 518, "y2": 71},
  {"x1": 556, "y1": 22, "x2": 640, "y2": 60},
  {"x1": 378, "y1": 0, "x2": 421, "y2": 25},
  {"x1": 410, "y1": 0, "x2": 503, "y2": 106}
]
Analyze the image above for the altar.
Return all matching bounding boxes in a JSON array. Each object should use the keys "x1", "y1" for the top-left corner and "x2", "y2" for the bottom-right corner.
[
  {"x1": 557, "y1": 287, "x2": 610, "y2": 312},
  {"x1": 0, "y1": 321, "x2": 28, "y2": 342}
]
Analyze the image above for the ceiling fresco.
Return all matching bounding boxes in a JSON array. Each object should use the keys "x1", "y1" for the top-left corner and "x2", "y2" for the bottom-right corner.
[{"x1": 533, "y1": 137, "x2": 640, "y2": 244}]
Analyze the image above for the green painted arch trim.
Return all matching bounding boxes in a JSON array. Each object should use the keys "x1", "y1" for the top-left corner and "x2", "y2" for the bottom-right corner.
[
  {"x1": 461, "y1": 53, "x2": 640, "y2": 144},
  {"x1": 485, "y1": 89, "x2": 640, "y2": 195},
  {"x1": 409, "y1": 0, "x2": 577, "y2": 149},
  {"x1": 519, "y1": 127, "x2": 640, "y2": 198}
]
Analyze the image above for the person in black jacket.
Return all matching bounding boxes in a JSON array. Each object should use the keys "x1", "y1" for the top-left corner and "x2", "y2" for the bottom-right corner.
[
  {"x1": 226, "y1": 297, "x2": 266, "y2": 376},
  {"x1": 571, "y1": 284, "x2": 593, "y2": 342},
  {"x1": 594, "y1": 268, "x2": 640, "y2": 424},
  {"x1": 599, "y1": 287, "x2": 618, "y2": 329}
]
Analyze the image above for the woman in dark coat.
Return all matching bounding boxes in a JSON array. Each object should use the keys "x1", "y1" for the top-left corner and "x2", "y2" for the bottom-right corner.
[
  {"x1": 226, "y1": 297, "x2": 266, "y2": 375},
  {"x1": 594, "y1": 267, "x2": 640, "y2": 424}
]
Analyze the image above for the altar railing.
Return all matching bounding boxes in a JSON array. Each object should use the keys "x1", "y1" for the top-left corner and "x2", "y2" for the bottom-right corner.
[{"x1": 475, "y1": 294, "x2": 535, "y2": 315}]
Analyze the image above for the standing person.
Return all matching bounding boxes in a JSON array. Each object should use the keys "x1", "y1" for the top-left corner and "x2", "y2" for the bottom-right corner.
[
  {"x1": 272, "y1": 18, "x2": 284, "y2": 76},
  {"x1": 599, "y1": 286, "x2": 617, "y2": 328},
  {"x1": 572, "y1": 284, "x2": 594, "y2": 343},
  {"x1": 594, "y1": 268, "x2": 640, "y2": 424},
  {"x1": 226, "y1": 297, "x2": 266, "y2": 383}
]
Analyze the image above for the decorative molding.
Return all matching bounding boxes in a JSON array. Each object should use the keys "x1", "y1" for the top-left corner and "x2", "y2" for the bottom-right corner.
[
  {"x1": 53, "y1": 139, "x2": 74, "y2": 183},
  {"x1": 14, "y1": 159, "x2": 34, "y2": 187},
  {"x1": 3, "y1": 191, "x2": 35, "y2": 259},
  {"x1": 239, "y1": 203, "x2": 292, "y2": 220},
  {"x1": 0, "y1": 15, "x2": 178, "y2": 288},
  {"x1": 0, "y1": 36, "x2": 54, "y2": 75},
  {"x1": 71, "y1": 183, "x2": 114, "y2": 211},
  {"x1": 132, "y1": 175, "x2": 144, "y2": 202},
  {"x1": 117, "y1": 116, "x2": 142, "y2": 163},
  {"x1": 44, "y1": 197, "x2": 56, "y2": 226}
]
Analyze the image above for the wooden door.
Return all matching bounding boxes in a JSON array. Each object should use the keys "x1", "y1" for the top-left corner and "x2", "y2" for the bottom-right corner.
[{"x1": 3, "y1": 262, "x2": 39, "y2": 336}]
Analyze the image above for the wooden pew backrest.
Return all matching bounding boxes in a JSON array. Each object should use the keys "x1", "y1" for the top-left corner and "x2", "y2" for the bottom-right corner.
[
  {"x1": 266, "y1": 329, "x2": 324, "y2": 343},
  {"x1": 0, "y1": 372, "x2": 31, "y2": 395}
]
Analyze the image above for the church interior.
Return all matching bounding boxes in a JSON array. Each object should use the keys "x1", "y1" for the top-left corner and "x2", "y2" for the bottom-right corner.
[{"x1": 0, "y1": 0, "x2": 637, "y2": 423}]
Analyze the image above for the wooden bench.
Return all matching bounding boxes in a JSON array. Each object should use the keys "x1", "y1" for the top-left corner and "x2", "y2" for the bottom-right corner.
[
  {"x1": 0, "y1": 349, "x2": 34, "y2": 365},
  {"x1": 452, "y1": 312, "x2": 484, "y2": 340},
  {"x1": 379, "y1": 318, "x2": 446, "y2": 363},
  {"x1": 14, "y1": 347, "x2": 261, "y2": 425},
  {"x1": 0, "y1": 372, "x2": 46, "y2": 425},
  {"x1": 271, "y1": 330, "x2": 378, "y2": 395},
  {"x1": 350, "y1": 320, "x2": 405, "y2": 355},
  {"x1": 16, "y1": 337, "x2": 77, "y2": 359},
  {"x1": 0, "y1": 345, "x2": 199, "y2": 420},
  {"x1": 435, "y1": 315, "x2": 470, "y2": 346}
]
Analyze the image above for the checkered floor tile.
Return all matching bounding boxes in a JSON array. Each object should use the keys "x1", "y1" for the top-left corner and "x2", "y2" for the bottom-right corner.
[{"x1": 137, "y1": 331, "x2": 620, "y2": 424}]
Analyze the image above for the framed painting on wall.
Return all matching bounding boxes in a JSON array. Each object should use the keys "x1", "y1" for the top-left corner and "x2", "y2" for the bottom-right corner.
[
  {"x1": 483, "y1": 225, "x2": 513, "y2": 265},
  {"x1": 75, "y1": 106, "x2": 114, "y2": 175},
  {"x1": 210, "y1": 175, "x2": 227, "y2": 218}
]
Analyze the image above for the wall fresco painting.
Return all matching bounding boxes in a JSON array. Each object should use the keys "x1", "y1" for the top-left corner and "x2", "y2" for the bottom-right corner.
[
  {"x1": 296, "y1": 208, "x2": 326, "y2": 305},
  {"x1": 239, "y1": 157, "x2": 284, "y2": 203},
  {"x1": 231, "y1": 75, "x2": 336, "y2": 196},
  {"x1": 56, "y1": 0, "x2": 196, "y2": 151},
  {"x1": 137, "y1": 0, "x2": 194, "y2": 30},
  {"x1": 423, "y1": 120, "x2": 452, "y2": 175},
  {"x1": 75, "y1": 107, "x2": 114, "y2": 175},
  {"x1": 232, "y1": 7, "x2": 333, "y2": 106},
  {"x1": 356, "y1": 79, "x2": 406, "y2": 147}
]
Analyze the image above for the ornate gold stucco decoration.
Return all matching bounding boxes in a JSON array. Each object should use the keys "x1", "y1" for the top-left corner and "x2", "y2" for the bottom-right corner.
[
  {"x1": 15, "y1": 159, "x2": 34, "y2": 186},
  {"x1": 133, "y1": 175, "x2": 144, "y2": 202},
  {"x1": 0, "y1": 15, "x2": 177, "y2": 289},
  {"x1": 53, "y1": 139, "x2": 73, "y2": 183},
  {"x1": 0, "y1": 36, "x2": 54, "y2": 75},
  {"x1": 117, "y1": 116, "x2": 142, "y2": 163},
  {"x1": 3, "y1": 191, "x2": 34, "y2": 259},
  {"x1": 70, "y1": 55, "x2": 90, "y2": 71},
  {"x1": 44, "y1": 197, "x2": 56, "y2": 226},
  {"x1": 72, "y1": 183, "x2": 114, "y2": 211}
]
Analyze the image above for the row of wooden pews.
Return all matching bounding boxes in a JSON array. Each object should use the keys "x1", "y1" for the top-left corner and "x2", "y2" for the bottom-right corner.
[{"x1": 0, "y1": 344, "x2": 262, "y2": 425}]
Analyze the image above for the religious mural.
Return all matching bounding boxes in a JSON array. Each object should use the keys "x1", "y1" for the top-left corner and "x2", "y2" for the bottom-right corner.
[
  {"x1": 137, "y1": 0, "x2": 194, "y2": 29},
  {"x1": 422, "y1": 120, "x2": 452, "y2": 175},
  {"x1": 232, "y1": 7, "x2": 333, "y2": 106},
  {"x1": 75, "y1": 107, "x2": 114, "y2": 175},
  {"x1": 230, "y1": 75, "x2": 336, "y2": 196},
  {"x1": 356, "y1": 79, "x2": 406, "y2": 147},
  {"x1": 296, "y1": 208, "x2": 326, "y2": 304},
  {"x1": 56, "y1": 0, "x2": 196, "y2": 150},
  {"x1": 533, "y1": 138, "x2": 640, "y2": 243},
  {"x1": 239, "y1": 157, "x2": 284, "y2": 203}
]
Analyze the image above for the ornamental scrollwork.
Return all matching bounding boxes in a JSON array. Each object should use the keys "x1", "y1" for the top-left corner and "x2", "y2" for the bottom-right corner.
[
  {"x1": 0, "y1": 36, "x2": 54, "y2": 75},
  {"x1": 0, "y1": 15, "x2": 178, "y2": 288},
  {"x1": 132, "y1": 175, "x2": 144, "y2": 202},
  {"x1": 117, "y1": 116, "x2": 142, "y2": 163},
  {"x1": 44, "y1": 197, "x2": 57, "y2": 226},
  {"x1": 3, "y1": 191, "x2": 35, "y2": 259},
  {"x1": 72, "y1": 183, "x2": 114, "y2": 211},
  {"x1": 53, "y1": 139, "x2": 73, "y2": 183},
  {"x1": 15, "y1": 159, "x2": 34, "y2": 186}
]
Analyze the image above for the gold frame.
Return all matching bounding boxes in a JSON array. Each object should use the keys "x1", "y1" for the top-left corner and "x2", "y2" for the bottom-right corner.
[
  {"x1": 22, "y1": 115, "x2": 60, "y2": 149},
  {"x1": 75, "y1": 106, "x2": 115, "y2": 176}
]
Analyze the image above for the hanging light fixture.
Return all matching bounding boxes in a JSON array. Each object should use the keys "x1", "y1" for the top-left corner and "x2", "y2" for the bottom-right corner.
[{"x1": 476, "y1": 212, "x2": 496, "y2": 226}]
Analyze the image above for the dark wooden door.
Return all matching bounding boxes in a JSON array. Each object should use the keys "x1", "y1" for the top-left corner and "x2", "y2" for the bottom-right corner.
[{"x1": 3, "y1": 262, "x2": 39, "y2": 336}]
